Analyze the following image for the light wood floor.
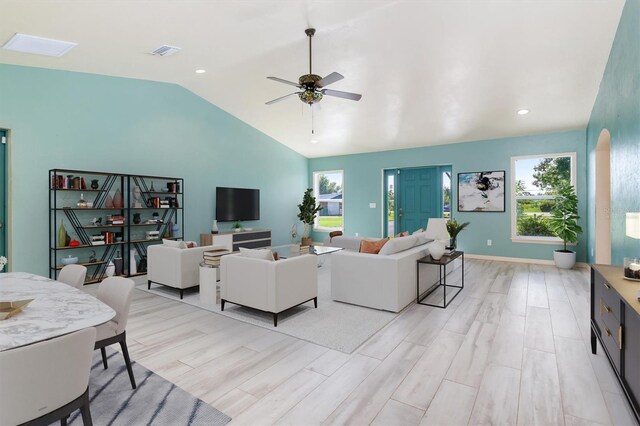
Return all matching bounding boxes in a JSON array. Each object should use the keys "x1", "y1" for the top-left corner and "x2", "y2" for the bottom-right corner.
[{"x1": 100, "y1": 260, "x2": 638, "y2": 425}]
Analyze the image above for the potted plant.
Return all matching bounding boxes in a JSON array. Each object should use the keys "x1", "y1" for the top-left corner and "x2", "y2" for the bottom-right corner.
[
  {"x1": 297, "y1": 188, "x2": 321, "y2": 246},
  {"x1": 446, "y1": 218, "x2": 470, "y2": 250},
  {"x1": 232, "y1": 221, "x2": 242, "y2": 232},
  {"x1": 549, "y1": 182, "x2": 582, "y2": 269}
]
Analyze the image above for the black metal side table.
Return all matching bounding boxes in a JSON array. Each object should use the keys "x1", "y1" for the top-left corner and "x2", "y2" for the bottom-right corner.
[{"x1": 416, "y1": 251, "x2": 464, "y2": 308}]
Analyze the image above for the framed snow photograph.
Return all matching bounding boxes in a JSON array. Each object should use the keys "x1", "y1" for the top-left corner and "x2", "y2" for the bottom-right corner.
[{"x1": 457, "y1": 170, "x2": 505, "y2": 212}]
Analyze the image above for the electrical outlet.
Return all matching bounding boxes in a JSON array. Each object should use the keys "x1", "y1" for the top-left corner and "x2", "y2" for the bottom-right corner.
[
  {"x1": 369, "y1": 203, "x2": 376, "y2": 208},
  {"x1": 355, "y1": 232, "x2": 359, "y2": 236},
  {"x1": 487, "y1": 239, "x2": 492, "y2": 246}
]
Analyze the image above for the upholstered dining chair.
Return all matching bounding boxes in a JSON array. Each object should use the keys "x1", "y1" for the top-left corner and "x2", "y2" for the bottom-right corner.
[
  {"x1": 0, "y1": 327, "x2": 96, "y2": 426},
  {"x1": 58, "y1": 264, "x2": 88, "y2": 289},
  {"x1": 95, "y1": 276, "x2": 137, "y2": 389}
]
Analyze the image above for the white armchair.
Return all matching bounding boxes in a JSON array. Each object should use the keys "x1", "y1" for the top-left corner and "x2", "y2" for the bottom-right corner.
[
  {"x1": 147, "y1": 244, "x2": 221, "y2": 299},
  {"x1": 220, "y1": 253, "x2": 318, "y2": 326}
]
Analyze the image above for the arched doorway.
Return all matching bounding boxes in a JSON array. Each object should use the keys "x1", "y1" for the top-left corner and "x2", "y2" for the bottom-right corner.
[{"x1": 595, "y1": 129, "x2": 611, "y2": 264}]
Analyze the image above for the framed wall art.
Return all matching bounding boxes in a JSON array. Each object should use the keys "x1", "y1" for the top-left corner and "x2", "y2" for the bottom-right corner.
[{"x1": 457, "y1": 170, "x2": 505, "y2": 212}]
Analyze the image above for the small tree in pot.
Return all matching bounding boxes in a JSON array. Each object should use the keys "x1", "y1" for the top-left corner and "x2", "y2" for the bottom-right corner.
[
  {"x1": 298, "y1": 188, "x2": 322, "y2": 246},
  {"x1": 549, "y1": 182, "x2": 582, "y2": 269}
]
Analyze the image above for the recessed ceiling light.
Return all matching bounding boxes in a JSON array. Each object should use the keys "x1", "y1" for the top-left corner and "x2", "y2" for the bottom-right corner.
[
  {"x1": 2, "y1": 33, "x2": 77, "y2": 57},
  {"x1": 517, "y1": 109, "x2": 530, "y2": 115},
  {"x1": 195, "y1": 69, "x2": 206, "y2": 74},
  {"x1": 310, "y1": 139, "x2": 319, "y2": 144}
]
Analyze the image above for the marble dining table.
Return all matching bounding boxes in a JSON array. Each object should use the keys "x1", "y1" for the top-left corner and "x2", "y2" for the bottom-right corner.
[{"x1": 0, "y1": 272, "x2": 115, "y2": 351}]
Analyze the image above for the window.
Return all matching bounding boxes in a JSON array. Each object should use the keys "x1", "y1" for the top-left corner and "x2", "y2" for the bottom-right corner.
[
  {"x1": 442, "y1": 171, "x2": 451, "y2": 218},
  {"x1": 313, "y1": 170, "x2": 344, "y2": 231},
  {"x1": 511, "y1": 153, "x2": 576, "y2": 242}
]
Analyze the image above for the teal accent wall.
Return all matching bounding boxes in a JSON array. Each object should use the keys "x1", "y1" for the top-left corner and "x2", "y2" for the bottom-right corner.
[
  {"x1": 0, "y1": 64, "x2": 308, "y2": 275},
  {"x1": 310, "y1": 130, "x2": 587, "y2": 262},
  {"x1": 587, "y1": 0, "x2": 640, "y2": 266}
]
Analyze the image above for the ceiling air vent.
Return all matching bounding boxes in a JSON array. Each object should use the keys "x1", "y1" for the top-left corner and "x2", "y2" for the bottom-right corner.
[
  {"x1": 2, "y1": 33, "x2": 77, "y2": 57},
  {"x1": 150, "y1": 45, "x2": 181, "y2": 56}
]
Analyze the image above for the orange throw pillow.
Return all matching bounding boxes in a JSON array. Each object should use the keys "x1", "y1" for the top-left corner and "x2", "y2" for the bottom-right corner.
[{"x1": 359, "y1": 238, "x2": 389, "y2": 254}]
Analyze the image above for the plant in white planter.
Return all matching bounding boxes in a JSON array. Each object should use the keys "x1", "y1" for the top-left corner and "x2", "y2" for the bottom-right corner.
[
  {"x1": 549, "y1": 183, "x2": 582, "y2": 269},
  {"x1": 297, "y1": 188, "x2": 322, "y2": 246}
]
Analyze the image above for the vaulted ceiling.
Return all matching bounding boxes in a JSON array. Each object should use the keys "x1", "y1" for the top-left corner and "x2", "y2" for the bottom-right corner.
[{"x1": 0, "y1": 0, "x2": 625, "y2": 158}]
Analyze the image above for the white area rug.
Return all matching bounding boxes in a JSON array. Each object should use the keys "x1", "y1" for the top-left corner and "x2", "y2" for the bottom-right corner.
[{"x1": 137, "y1": 257, "x2": 397, "y2": 353}]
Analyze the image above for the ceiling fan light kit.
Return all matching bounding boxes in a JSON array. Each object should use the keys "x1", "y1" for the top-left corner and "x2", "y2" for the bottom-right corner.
[{"x1": 265, "y1": 28, "x2": 362, "y2": 106}]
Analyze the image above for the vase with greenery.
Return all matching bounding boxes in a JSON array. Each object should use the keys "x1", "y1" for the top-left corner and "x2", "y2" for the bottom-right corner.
[
  {"x1": 446, "y1": 218, "x2": 470, "y2": 250},
  {"x1": 297, "y1": 188, "x2": 322, "y2": 246},
  {"x1": 232, "y1": 221, "x2": 242, "y2": 231},
  {"x1": 548, "y1": 182, "x2": 582, "y2": 269}
]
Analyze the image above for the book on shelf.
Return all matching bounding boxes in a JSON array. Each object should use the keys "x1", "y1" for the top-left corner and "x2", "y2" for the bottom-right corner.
[{"x1": 90, "y1": 241, "x2": 105, "y2": 246}]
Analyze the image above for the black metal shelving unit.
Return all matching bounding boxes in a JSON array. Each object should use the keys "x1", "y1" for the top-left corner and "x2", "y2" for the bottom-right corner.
[{"x1": 49, "y1": 169, "x2": 184, "y2": 284}]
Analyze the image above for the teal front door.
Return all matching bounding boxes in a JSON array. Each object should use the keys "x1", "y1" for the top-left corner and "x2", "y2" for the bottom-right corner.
[
  {"x1": 397, "y1": 167, "x2": 439, "y2": 233},
  {"x1": 0, "y1": 130, "x2": 6, "y2": 265}
]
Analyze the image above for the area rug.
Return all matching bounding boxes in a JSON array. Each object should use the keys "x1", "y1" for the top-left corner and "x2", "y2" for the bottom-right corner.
[
  {"x1": 137, "y1": 258, "x2": 398, "y2": 353},
  {"x1": 69, "y1": 348, "x2": 231, "y2": 426}
]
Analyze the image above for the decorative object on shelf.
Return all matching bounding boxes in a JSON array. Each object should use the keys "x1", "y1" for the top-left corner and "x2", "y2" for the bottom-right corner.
[
  {"x1": 105, "y1": 260, "x2": 115, "y2": 277},
  {"x1": 114, "y1": 251, "x2": 123, "y2": 275},
  {"x1": 211, "y1": 220, "x2": 219, "y2": 234},
  {"x1": 150, "y1": 181, "x2": 156, "y2": 192},
  {"x1": 446, "y1": 218, "x2": 470, "y2": 250},
  {"x1": 624, "y1": 212, "x2": 640, "y2": 280},
  {"x1": 88, "y1": 250, "x2": 97, "y2": 263},
  {"x1": 132, "y1": 186, "x2": 142, "y2": 208},
  {"x1": 58, "y1": 219, "x2": 68, "y2": 247},
  {"x1": 161, "y1": 187, "x2": 169, "y2": 193},
  {"x1": 113, "y1": 188, "x2": 124, "y2": 209},
  {"x1": 233, "y1": 222, "x2": 242, "y2": 232},
  {"x1": 105, "y1": 193, "x2": 114, "y2": 208},
  {"x1": 90, "y1": 217, "x2": 102, "y2": 227},
  {"x1": 458, "y1": 170, "x2": 506, "y2": 212},
  {"x1": 290, "y1": 224, "x2": 298, "y2": 243},
  {"x1": 549, "y1": 182, "x2": 582, "y2": 269},
  {"x1": 130, "y1": 249, "x2": 138, "y2": 275},
  {"x1": 76, "y1": 193, "x2": 87, "y2": 208},
  {"x1": 297, "y1": 188, "x2": 322, "y2": 246},
  {"x1": 86, "y1": 201, "x2": 93, "y2": 208},
  {"x1": 133, "y1": 213, "x2": 141, "y2": 224},
  {"x1": 91, "y1": 179, "x2": 99, "y2": 190},
  {"x1": 430, "y1": 240, "x2": 446, "y2": 260},
  {"x1": 168, "y1": 182, "x2": 180, "y2": 193},
  {"x1": 69, "y1": 239, "x2": 80, "y2": 247},
  {"x1": 60, "y1": 255, "x2": 78, "y2": 265},
  {"x1": 624, "y1": 258, "x2": 640, "y2": 281},
  {"x1": 0, "y1": 255, "x2": 7, "y2": 272},
  {"x1": 73, "y1": 176, "x2": 81, "y2": 189}
]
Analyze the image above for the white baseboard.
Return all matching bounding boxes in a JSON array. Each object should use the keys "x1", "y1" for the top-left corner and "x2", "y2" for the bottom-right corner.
[{"x1": 464, "y1": 253, "x2": 589, "y2": 269}]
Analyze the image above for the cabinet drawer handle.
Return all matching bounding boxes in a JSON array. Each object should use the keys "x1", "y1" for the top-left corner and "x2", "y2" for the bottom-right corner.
[
  {"x1": 605, "y1": 328, "x2": 612, "y2": 337},
  {"x1": 604, "y1": 282, "x2": 611, "y2": 290},
  {"x1": 619, "y1": 326, "x2": 623, "y2": 350},
  {"x1": 604, "y1": 305, "x2": 612, "y2": 313}
]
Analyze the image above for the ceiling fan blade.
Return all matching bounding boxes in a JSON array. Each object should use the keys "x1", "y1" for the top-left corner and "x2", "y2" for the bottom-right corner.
[
  {"x1": 265, "y1": 92, "x2": 300, "y2": 105},
  {"x1": 317, "y1": 72, "x2": 344, "y2": 87},
  {"x1": 267, "y1": 76, "x2": 301, "y2": 88},
  {"x1": 322, "y1": 89, "x2": 362, "y2": 101}
]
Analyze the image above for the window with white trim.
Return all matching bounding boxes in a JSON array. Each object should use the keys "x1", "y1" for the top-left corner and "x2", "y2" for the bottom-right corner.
[
  {"x1": 313, "y1": 170, "x2": 343, "y2": 231},
  {"x1": 511, "y1": 152, "x2": 576, "y2": 242}
]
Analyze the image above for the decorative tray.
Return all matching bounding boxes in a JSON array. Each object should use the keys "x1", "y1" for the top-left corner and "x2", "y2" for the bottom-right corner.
[{"x1": 0, "y1": 299, "x2": 34, "y2": 320}]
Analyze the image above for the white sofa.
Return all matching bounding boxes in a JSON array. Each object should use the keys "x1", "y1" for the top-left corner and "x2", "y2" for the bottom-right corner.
[
  {"x1": 220, "y1": 253, "x2": 318, "y2": 326},
  {"x1": 331, "y1": 237, "x2": 443, "y2": 312},
  {"x1": 147, "y1": 243, "x2": 220, "y2": 299}
]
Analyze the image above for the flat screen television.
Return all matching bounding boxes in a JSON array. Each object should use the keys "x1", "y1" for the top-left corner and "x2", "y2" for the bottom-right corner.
[{"x1": 216, "y1": 187, "x2": 260, "y2": 222}]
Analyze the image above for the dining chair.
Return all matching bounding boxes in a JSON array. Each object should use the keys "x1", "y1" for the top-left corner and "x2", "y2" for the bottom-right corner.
[
  {"x1": 95, "y1": 276, "x2": 137, "y2": 389},
  {"x1": 58, "y1": 264, "x2": 88, "y2": 289},
  {"x1": 0, "y1": 327, "x2": 96, "y2": 426}
]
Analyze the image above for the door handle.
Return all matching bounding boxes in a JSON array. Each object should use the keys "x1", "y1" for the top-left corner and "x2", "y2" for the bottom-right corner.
[
  {"x1": 398, "y1": 208, "x2": 403, "y2": 218},
  {"x1": 604, "y1": 282, "x2": 611, "y2": 290},
  {"x1": 0, "y1": 222, "x2": 3, "y2": 229}
]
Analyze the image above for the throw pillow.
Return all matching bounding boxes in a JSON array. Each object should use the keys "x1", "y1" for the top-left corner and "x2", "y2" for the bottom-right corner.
[
  {"x1": 359, "y1": 238, "x2": 388, "y2": 254},
  {"x1": 163, "y1": 239, "x2": 183, "y2": 248},
  {"x1": 185, "y1": 241, "x2": 197, "y2": 248},
  {"x1": 239, "y1": 247, "x2": 274, "y2": 261},
  {"x1": 378, "y1": 235, "x2": 418, "y2": 255}
]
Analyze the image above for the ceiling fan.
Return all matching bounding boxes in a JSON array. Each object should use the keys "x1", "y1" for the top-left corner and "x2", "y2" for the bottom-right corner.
[{"x1": 265, "y1": 28, "x2": 362, "y2": 106}]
